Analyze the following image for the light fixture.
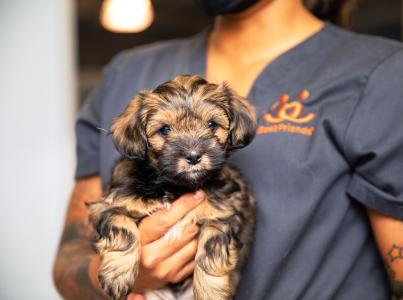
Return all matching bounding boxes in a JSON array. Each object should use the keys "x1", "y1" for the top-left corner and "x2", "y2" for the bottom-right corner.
[{"x1": 100, "y1": 0, "x2": 154, "y2": 33}]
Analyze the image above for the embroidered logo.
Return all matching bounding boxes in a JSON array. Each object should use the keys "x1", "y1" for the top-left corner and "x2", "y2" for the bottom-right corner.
[{"x1": 257, "y1": 90, "x2": 316, "y2": 137}]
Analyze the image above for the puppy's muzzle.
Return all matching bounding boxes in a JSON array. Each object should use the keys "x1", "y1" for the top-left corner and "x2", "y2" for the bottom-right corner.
[{"x1": 185, "y1": 151, "x2": 202, "y2": 165}]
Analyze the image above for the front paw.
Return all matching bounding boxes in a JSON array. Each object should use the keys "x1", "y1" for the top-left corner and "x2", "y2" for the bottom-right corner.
[
  {"x1": 93, "y1": 211, "x2": 136, "y2": 253},
  {"x1": 92, "y1": 210, "x2": 140, "y2": 299},
  {"x1": 197, "y1": 232, "x2": 237, "y2": 277},
  {"x1": 99, "y1": 268, "x2": 133, "y2": 300},
  {"x1": 98, "y1": 250, "x2": 139, "y2": 300},
  {"x1": 93, "y1": 224, "x2": 135, "y2": 254}
]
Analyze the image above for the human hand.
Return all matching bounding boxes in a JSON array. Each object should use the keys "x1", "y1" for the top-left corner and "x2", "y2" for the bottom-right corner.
[{"x1": 127, "y1": 190, "x2": 205, "y2": 298}]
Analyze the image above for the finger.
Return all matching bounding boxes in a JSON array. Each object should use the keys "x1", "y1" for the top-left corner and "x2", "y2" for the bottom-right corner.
[
  {"x1": 132, "y1": 265, "x2": 168, "y2": 291},
  {"x1": 170, "y1": 260, "x2": 196, "y2": 283},
  {"x1": 139, "y1": 190, "x2": 205, "y2": 244},
  {"x1": 152, "y1": 239, "x2": 198, "y2": 282},
  {"x1": 126, "y1": 293, "x2": 145, "y2": 300},
  {"x1": 141, "y1": 226, "x2": 199, "y2": 269},
  {"x1": 162, "y1": 239, "x2": 198, "y2": 277}
]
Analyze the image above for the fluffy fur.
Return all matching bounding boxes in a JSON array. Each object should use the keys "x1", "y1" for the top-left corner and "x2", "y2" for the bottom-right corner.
[{"x1": 88, "y1": 75, "x2": 257, "y2": 300}]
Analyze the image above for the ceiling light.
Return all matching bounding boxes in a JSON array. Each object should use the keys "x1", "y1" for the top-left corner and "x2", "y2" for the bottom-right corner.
[{"x1": 100, "y1": 0, "x2": 154, "y2": 33}]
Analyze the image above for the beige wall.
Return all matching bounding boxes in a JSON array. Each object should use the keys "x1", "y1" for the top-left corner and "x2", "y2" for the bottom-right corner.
[{"x1": 0, "y1": 0, "x2": 76, "y2": 299}]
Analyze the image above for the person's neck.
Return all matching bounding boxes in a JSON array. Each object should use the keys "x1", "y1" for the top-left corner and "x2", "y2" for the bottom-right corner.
[{"x1": 209, "y1": 0, "x2": 324, "y2": 64}]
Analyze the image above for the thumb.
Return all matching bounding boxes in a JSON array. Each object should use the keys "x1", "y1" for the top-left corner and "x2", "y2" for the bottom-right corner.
[
  {"x1": 127, "y1": 292, "x2": 145, "y2": 300},
  {"x1": 139, "y1": 190, "x2": 205, "y2": 244}
]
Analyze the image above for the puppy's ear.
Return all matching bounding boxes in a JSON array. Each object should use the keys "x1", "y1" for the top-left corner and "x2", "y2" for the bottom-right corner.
[
  {"x1": 111, "y1": 95, "x2": 147, "y2": 160},
  {"x1": 225, "y1": 85, "x2": 257, "y2": 150}
]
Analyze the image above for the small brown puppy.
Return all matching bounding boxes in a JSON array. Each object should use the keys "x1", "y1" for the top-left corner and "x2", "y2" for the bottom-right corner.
[{"x1": 89, "y1": 75, "x2": 257, "y2": 300}]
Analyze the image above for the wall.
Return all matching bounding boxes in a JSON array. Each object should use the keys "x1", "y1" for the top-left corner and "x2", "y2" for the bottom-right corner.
[{"x1": 0, "y1": 0, "x2": 75, "y2": 299}]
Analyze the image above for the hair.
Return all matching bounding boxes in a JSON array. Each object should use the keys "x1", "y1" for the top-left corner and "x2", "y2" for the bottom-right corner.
[{"x1": 303, "y1": 0, "x2": 358, "y2": 28}]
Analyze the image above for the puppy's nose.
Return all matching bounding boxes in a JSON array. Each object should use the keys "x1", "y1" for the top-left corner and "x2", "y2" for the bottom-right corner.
[{"x1": 185, "y1": 151, "x2": 202, "y2": 165}]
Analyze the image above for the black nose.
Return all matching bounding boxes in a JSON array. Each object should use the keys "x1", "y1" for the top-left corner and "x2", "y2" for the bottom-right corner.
[{"x1": 185, "y1": 151, "x2": 202, "y2": 165}]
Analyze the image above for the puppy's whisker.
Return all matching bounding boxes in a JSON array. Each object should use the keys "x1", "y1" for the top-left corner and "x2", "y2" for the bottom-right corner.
[{"x1": 96, "y1": 127, "x2": 111, "y2": 134}]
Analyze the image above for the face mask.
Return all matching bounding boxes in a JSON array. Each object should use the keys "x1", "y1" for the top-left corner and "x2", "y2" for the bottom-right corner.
[{"x1": 194, "y1": 0, "x2": 259, "y2": 15}]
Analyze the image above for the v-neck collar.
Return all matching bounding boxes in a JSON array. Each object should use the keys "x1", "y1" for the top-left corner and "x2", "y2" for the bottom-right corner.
[{"x1": 187, "y1": 22, "x2": 335, "y2": 98}]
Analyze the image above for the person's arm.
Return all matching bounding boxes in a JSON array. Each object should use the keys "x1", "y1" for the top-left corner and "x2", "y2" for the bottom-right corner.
[
  {"x1": 341, "y1": 49, "x2": 403, "y2": 298},
  {"x1": 53, "y1": 176, "x2": 107, "y2": 299},
  {"x1": 53, "y1": 175, "x2": 203, "y2": 299},
  {"x1": 53, "y1": 176, "x2": 106, "y2": 299},
  {"x1": 367, "y1": 208, "x2": 403, "y2": 299}
]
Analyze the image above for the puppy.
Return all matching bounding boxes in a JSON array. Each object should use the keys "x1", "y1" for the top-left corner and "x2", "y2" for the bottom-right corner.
[{"x1": 88, "y1": 75, "x2": 257, "y2": 300}]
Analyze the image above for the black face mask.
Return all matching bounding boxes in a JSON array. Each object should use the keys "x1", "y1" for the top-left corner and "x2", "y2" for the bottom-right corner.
[{"x1": 194, "y1": 0, "x2": 259, "y2": 15}]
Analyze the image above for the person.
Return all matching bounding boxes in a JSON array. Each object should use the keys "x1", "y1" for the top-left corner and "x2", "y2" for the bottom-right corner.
[{"x1": 53, "y1": 0, "x2": 403, "y2": 299}]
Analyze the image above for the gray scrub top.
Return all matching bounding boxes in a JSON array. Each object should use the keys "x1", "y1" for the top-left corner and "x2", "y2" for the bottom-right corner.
[{"x1": 75, "y1": 22, "x2": 403, "y2": 299}]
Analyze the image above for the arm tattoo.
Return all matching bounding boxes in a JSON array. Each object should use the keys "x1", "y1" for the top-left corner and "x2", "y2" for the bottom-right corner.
[
  {"x1": 385, "y1": 244, "x2": 403, "y2": 300},
  {"x1": 54, "y1": 221, "x2": 108, "y2": 300},
  {"x1": 388, "y1": 244, "x2": 403, "y2": 262}
]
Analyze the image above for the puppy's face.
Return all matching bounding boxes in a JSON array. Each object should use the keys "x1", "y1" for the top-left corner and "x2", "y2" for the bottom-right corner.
[{"x1": 111, "y1": 75, "x2": 257, "y2": 187}]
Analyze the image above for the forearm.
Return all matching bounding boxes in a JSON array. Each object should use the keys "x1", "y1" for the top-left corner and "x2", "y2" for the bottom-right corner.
[
  {"x1": 53, "y1": 177, "x2": 201, "y2": 299},
  {"x1": 367, "y1": 208, "x2": 403, "y2": 299},
  {"x1": 53, "y1": 220, "x2": 108, "y2": 300},
  {"x1": 384, "y1": 253, "x2": 403, "y2": 300},
  {"x1": 381, "y1": 239, "x2": 403, "y2": 298},
  {"x1": 53, "y1": 176, "x2": 107, "y2": 299}
]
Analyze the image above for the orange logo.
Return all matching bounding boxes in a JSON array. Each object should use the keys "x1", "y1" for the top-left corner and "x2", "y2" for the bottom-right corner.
[{"x1": 257, "y1": 90, "x2": 316, "y2": 137}]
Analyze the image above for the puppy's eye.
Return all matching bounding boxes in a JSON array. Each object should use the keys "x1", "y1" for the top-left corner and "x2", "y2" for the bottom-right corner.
[
  {"x1": 207, "y1": 120, "x2": 218, "y2": 130},
  {"x1": 159, "y1": 125, "x2": 171, "y2": 136}
]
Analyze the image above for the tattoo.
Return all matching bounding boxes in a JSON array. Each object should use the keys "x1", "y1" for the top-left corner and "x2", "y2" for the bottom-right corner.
[
  {"x1": 385, "y1": 244, "x2": 403, "y2": 300},
  {"x1": 54, "y1": 221, "x2": 108, "y2": 300},
  {"x1": 388, "y1": 244, "x2": 403, "y2": 262},
  {"x1": 385, "y1": 262, "x2": 403, "y2": 300},
  {"x1": 75, "y1": 257, "x2": 107, "y2": 299},
  {"x1": 60, "y1": 220, "x2": 89, "y2": 244}
]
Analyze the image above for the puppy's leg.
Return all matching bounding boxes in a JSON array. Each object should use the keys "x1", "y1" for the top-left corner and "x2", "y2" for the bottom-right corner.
[
  {"x1": 92, "y1": 206, "x2": 140, "y2": 300},
  {"x1": 193, "y1": 223, "x2": 240, "y2": 300}
]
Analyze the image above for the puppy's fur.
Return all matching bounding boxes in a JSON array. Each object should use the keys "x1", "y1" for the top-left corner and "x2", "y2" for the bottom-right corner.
[{"x1": 89, "y1": 75, "x2": 257, "y2": 300}]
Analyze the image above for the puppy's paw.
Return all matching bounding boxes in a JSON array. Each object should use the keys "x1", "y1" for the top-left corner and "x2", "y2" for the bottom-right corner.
[
  {"x1": 93, "y1": 210, "x2": 137, "y2": 253},
  {"x1": 94, "y1": 225, "x2": 135, "y2": 254},
  {"x1": 197, "y1": 232, "x2": 237, "y2": 277},
  {"x1": 98, "y1": 250, "x2": 139, "y2": 300},
  {"x1": 93, "y1": 211, "x2": 141, "y2": 299},
  {"x1": 99, "y1": 269, "x2": 133, "y2": 300},
  {"x1": 193, "y1": 265, "x2": 233, "y2": 300}
]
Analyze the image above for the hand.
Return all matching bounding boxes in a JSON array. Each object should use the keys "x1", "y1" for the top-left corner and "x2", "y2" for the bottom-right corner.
[{"x1": 127, "y1": 190, "x2": 205, "y2": 298}]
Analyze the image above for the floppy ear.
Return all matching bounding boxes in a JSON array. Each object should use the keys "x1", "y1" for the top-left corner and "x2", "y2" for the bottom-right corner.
[
  {"x1": 226, "y1": 86, "x2": 257, "y2": 150},
  {"x1": 111, "y1": 95, "x2": 147, "y2": 160}
]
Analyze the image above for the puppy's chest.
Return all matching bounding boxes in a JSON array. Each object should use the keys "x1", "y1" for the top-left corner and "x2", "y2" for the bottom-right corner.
[
  {"x1": 121, "y1": 187, "x2": 238, "y2": 242},
  {"x1": 162, "y1": 198, "x2": 234, "y2": 241},
  {"x1": 115, "y1": 163, "x2": 247, "y2": 238},
  {"x1": 129, "y1": 193, "x2": 234, "y2": 227}
]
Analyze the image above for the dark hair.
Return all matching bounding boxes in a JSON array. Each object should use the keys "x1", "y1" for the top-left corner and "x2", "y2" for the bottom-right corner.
[{"x1": 303, "y1": 0, "x2": 358, "y2": 27}]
